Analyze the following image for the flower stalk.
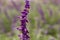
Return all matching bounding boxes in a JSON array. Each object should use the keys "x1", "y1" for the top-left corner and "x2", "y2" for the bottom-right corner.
[{"x1": 17, "y1": 0, "x2": 30, "y2": 40}]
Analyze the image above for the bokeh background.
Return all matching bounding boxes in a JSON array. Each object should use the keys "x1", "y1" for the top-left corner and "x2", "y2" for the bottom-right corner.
[{"x1": 0, "y1": 0, "x2": 60, "y2": 40}]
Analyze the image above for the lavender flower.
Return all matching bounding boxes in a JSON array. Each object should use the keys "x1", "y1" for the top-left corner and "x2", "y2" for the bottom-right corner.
[
  {"x1": 17, "y1": 0, "x2": 30, "y2": 40},
  {"x1": 38, "y1": 7, "x2": 46, "y2": 24},
  {"x1": 39, "y1": 8, "x2": 45, "y2": 20}
]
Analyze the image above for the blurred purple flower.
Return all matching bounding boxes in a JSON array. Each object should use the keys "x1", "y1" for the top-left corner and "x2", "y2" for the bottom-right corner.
[
  {"x1": 17, "y1": 0, "x2": 30, "y2": 40},
  {"x1": 38, "y1": 6, "x2": 46, "y2": 24},
  {"x1": 39, "y1": 8, "x2": 45, "y2": 20}
]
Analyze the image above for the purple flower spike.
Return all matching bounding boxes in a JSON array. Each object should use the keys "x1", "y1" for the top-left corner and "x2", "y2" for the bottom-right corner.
[
  {"x1": 38, "y1": 8, "x2": 46, "y2": 24},
  {"x1": 39, "y1": 8, "x2": 45, "y2": 20},
  {"x1": 25, "y1": 0, "x2": 30, "y2": 9},
  {"x1": 25, "y1": 5, "x2": 30, "y2": 9},
  {"x1": 17, "y1": 0, "x2": 30, "y2": 40}
]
